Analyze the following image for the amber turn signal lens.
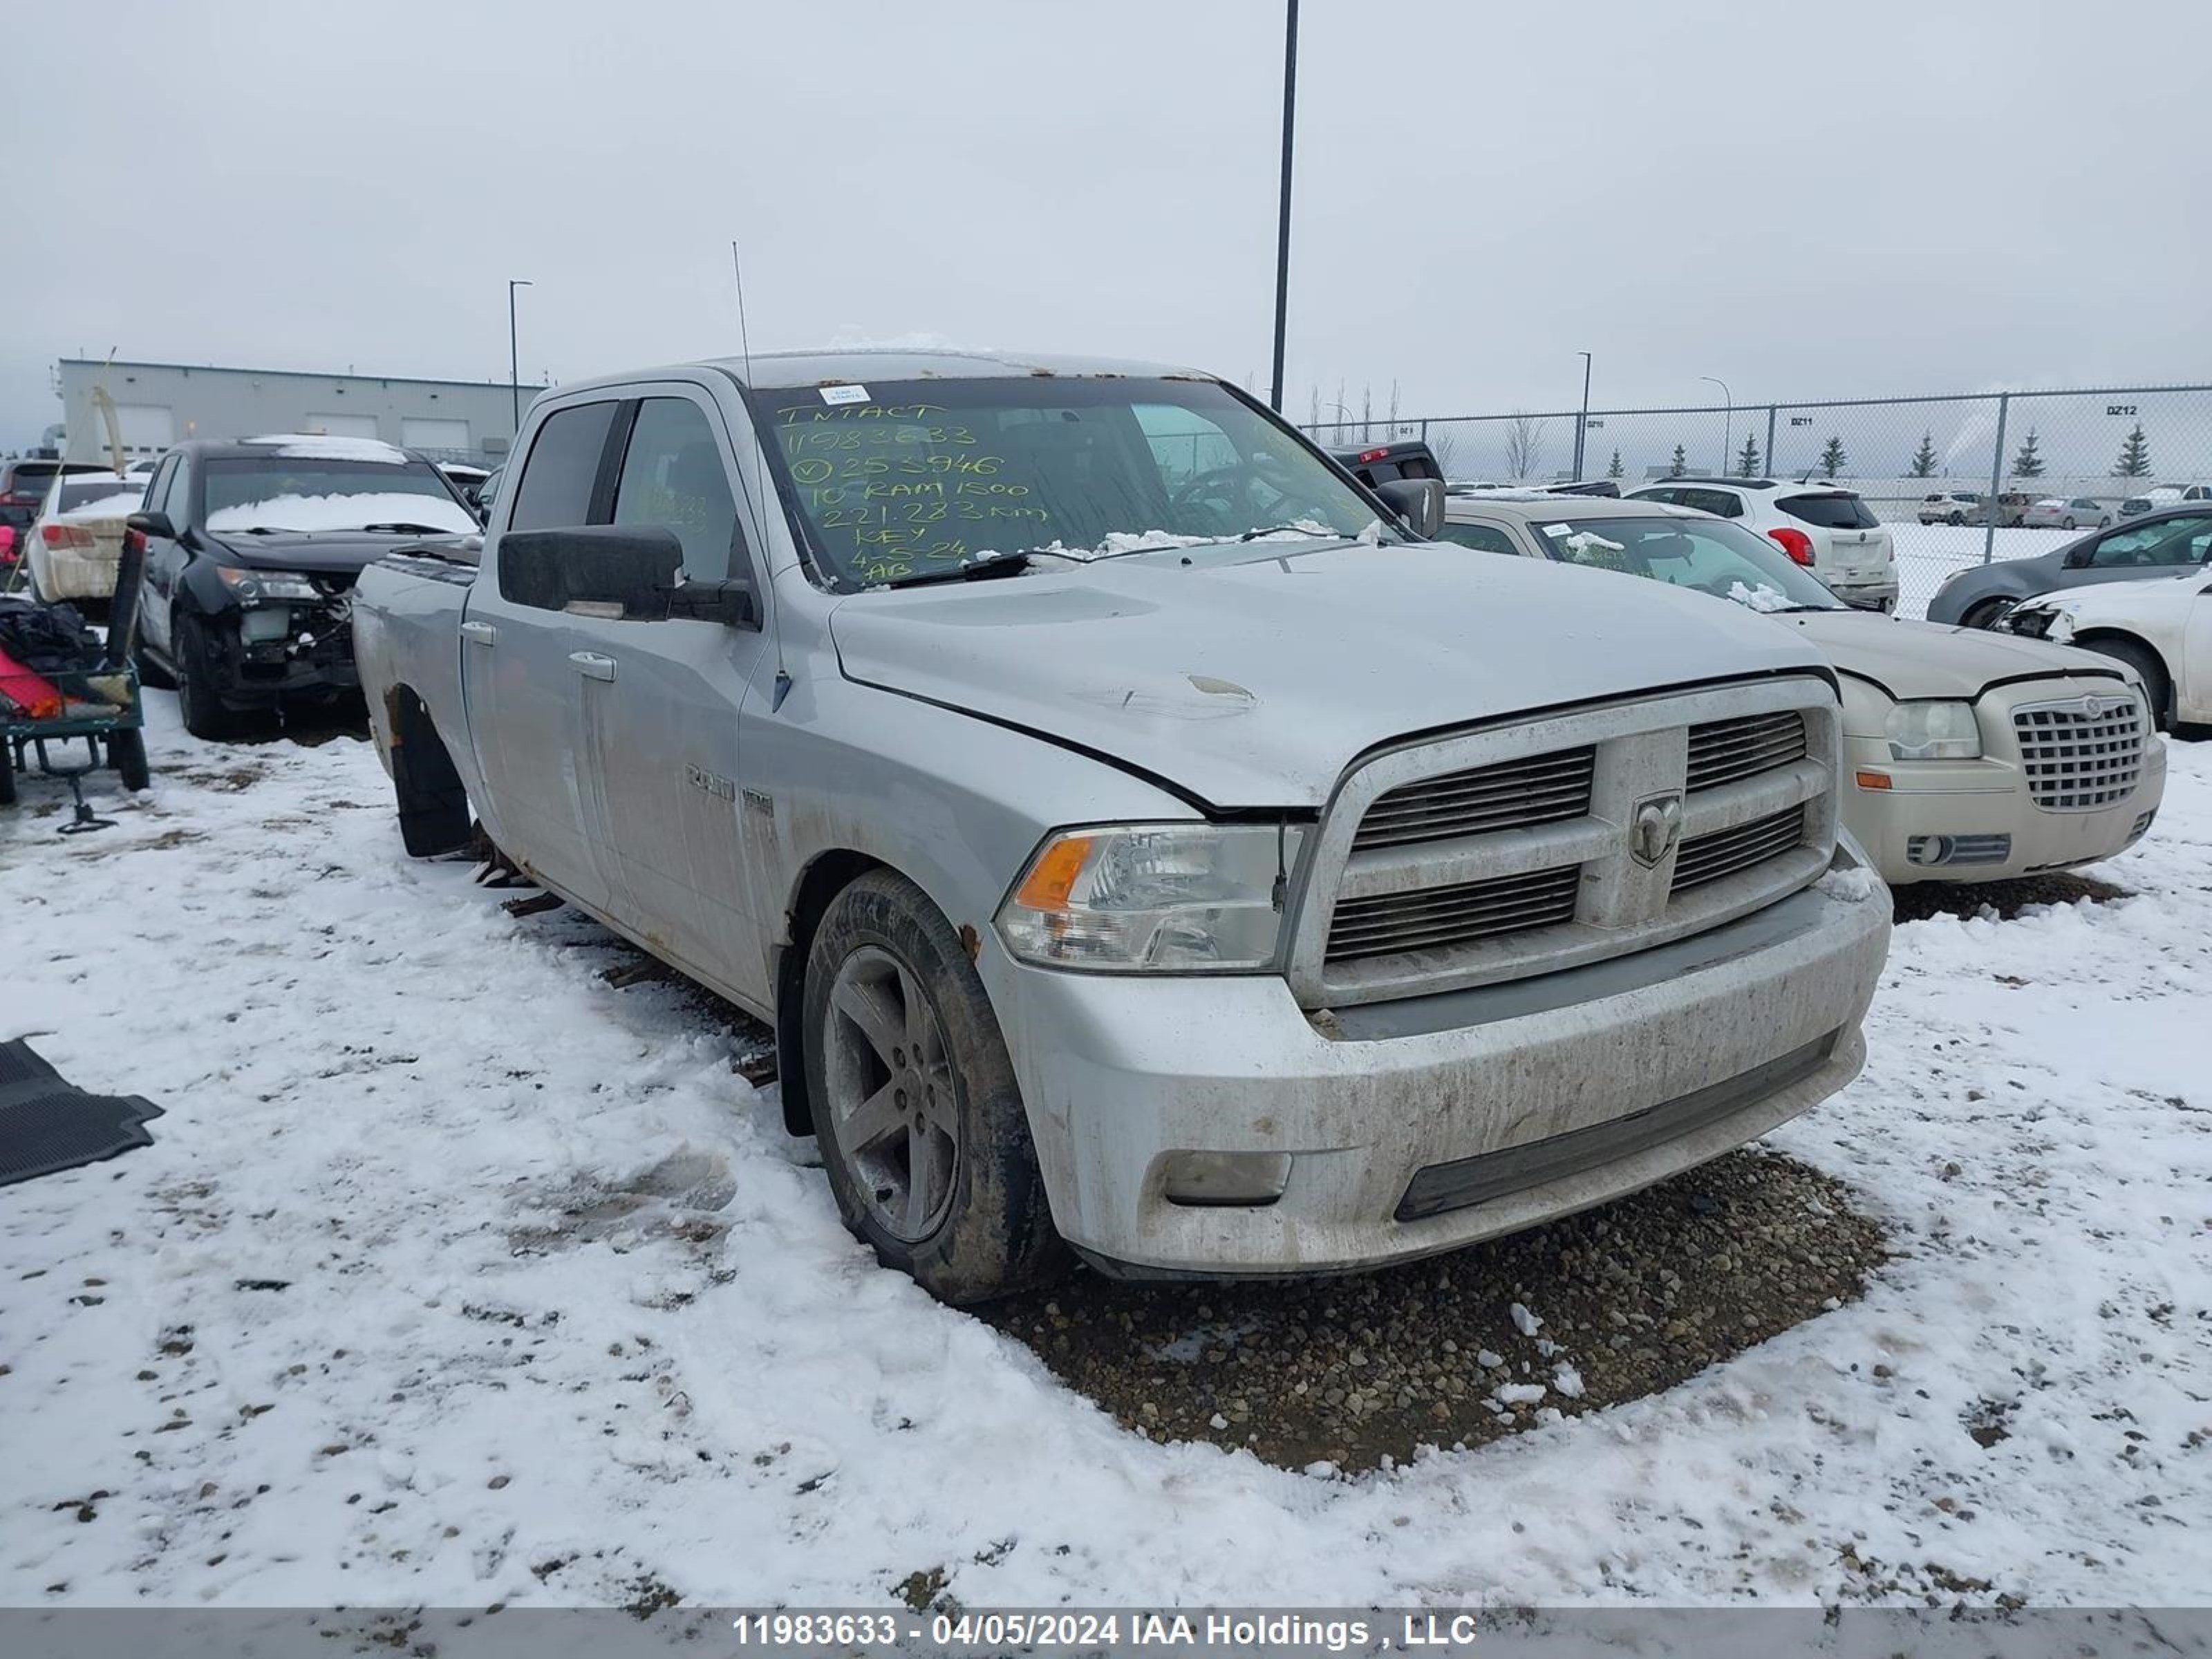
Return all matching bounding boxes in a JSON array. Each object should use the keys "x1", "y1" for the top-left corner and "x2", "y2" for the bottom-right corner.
[
  {"x1": 1013, "y1": 834, "x2": 1095, "y2": 911},
  {"x1": 1854, "y1": 769, "x2": 1892, "y2": 790}
]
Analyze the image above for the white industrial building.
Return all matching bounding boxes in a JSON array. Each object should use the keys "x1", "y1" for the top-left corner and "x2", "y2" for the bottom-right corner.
[{"x1": 51, "y1": 358, "x2": 549, "y2": 465}]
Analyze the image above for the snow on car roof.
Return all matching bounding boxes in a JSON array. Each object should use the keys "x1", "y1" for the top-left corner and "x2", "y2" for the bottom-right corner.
[
  {"x1": 240, "y1": 433, "x2": 409, "y2": 463},
  {"x1": 55, "y1": 487, "x2": 145, "y2": 521}
]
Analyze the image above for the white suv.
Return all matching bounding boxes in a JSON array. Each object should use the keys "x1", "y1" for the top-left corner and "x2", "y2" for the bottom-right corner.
[
  {"x1": 1627, "y1": 478, "x2": 1897, "y2": 612},
  {"x1": 1918, "y1": 490, "x2": 1982, "y2": 525}
]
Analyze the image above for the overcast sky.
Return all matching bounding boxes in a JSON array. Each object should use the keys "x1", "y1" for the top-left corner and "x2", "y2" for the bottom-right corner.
[{"x1": 3, "y1": 0, "x2": 2207, "y2": 451}]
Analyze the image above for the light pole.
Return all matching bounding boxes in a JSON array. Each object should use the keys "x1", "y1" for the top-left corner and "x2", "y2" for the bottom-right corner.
[
  {"x1": 1267, "y1": 0, "x2": 1300, "y2": 412},
  {"x1": 508, "y1": 279, "x2": 534, "y2": 436},
  {"x1": 1700, "y1": 375, "x2": 1732, "y2": 476},
  {"x1": 1573, "y1": 351, "x2": 1593, "y2": 480}
]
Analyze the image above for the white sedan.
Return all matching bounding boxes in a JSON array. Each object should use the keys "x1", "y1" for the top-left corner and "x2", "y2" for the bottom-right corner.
[
  {"x1": 22, "y1": 470, "x2": 145, "y2": 603},
  {"x1": 2002, "y1": 568, "x2": 2212, "y2": 729},
  {"x1": 2023, "y1": 496, "x2": 2113, "y2": 532}
]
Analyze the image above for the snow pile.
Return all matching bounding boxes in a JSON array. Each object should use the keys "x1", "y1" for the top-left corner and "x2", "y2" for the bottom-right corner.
[
  {"x1": 206, "y1": 492, "x2": 478, "y2": 535},
  {"x1": 1, "y1": 705, "x2": 2207, "y2": 1609},
  {"x1": 241, "y1": 433, "x2": 409, "y2": 463},
  {"x1": 1727, "y1": 579, "x2": 1794, "y2": 612}
]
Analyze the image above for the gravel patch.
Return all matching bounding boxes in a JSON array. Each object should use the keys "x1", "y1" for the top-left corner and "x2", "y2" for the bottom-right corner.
[
  {"x1": 980, "y1": 1147, "x2": 1887, "y2": 1473},
  {"x1": 1891, "y1": 870, "x2": 2128, "y2": 924}
]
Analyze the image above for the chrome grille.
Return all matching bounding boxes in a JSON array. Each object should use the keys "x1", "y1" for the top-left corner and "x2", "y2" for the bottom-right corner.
[
  {"x1": 2012, "y1": 697, "x2": 2145, "y2": 809},
  {"x1": 1671, "y1": 806, "x2": 1808, "y2": 894},
  {"x1": 1327, "y1": 865, "x2": 1581, "y2": 964},
  {"x1": 1351, "y1": 746, "x2": 1595, "y2": 851},
  {"x1": 1687, "y1": 711, "x2": 1806, "y2": 792}
]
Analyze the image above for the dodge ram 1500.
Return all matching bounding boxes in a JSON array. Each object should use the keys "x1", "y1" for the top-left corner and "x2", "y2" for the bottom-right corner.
[{"x1": 353, "y1": 348, "x2": 1891, "y2": 1303}]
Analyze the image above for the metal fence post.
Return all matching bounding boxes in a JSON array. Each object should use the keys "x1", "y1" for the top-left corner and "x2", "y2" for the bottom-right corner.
[
  {"x1": 1764, "y1": 406, "x2": 1778, "y2": 476},
  {"x1": 1983, "y1": 392, "x2": 2009, "y2": 565}
]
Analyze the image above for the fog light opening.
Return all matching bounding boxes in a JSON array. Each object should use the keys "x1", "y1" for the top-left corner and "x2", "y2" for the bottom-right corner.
[
  {"x1": 1907, "y1": 832, "x2": 2012, "y2": 868},
  {"x1": 1160, "y1": 1150, "x2": 1292, "y2": 1208}
]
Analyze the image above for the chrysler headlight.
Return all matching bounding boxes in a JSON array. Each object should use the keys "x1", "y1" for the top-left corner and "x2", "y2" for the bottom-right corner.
[
  {"x1": 1886, "y1": 700, "x2": 1981, "y2": 760},
  {"x1": 997, "y1": 823, "x2": 1303, "y2": 972},
  {"x1": 217, "y1": 565, "x2": 319, "y2": 605}
]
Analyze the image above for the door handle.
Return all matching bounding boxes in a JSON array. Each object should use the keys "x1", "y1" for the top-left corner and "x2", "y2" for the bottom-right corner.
[
  {"x1": 568, "y1": 650, "x2": 617, "y2": 682},
  {"x1": 460, "y1": 620, "x2": 498, "y2": 646}
]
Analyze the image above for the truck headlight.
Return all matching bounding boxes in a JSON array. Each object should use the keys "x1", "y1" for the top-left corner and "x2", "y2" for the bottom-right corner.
[
  {"x1": 1886, "y1": 700, "x2": 1982, "y2": 760},
  {"x1": 997, "y1": 823, "x2": 1303, "y2": 972},
  {"x1": 217, "y1": 565, "x2": 319, "y2": 605}
]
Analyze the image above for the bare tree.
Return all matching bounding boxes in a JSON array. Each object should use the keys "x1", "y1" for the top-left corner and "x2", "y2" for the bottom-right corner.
[
  {"x1": 1428, "y1": 426, "x2": 1463, "y2": 479},
  {"x1": 1505, "y1": 413, "x2": 1546, "y2": 481},
  {"x1": 1387, "y1": 379, "x2": 1400, "y2": 438},
  {"x1": 1360, "y1": 384, "x2": 1374, "y2": 443}
]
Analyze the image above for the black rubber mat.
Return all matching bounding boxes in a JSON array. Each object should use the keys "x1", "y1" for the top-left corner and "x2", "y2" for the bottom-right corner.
[{"x1": 0, "y1": 1039, "x2": 165, "y2": 1188}]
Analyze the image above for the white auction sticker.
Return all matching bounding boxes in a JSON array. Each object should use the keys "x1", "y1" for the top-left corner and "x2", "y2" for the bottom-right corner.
[{"x1": 819, "y1": 384, "x2": 870, "y2": 405}]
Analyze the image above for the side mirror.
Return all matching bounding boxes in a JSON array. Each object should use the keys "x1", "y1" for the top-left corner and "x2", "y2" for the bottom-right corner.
[
  {"x1": 2063, "y1": 542, "x2": 2096, "y2": 569},
  {"x1": 1375, "y1": 477, "x2": 1446, "y2": 541},
  {"x1": 127, "y1": 509, "x2": 176, "y2": 542},
  {"x1": 498, "y1": 526, "x2": 682, "y2": 619}
]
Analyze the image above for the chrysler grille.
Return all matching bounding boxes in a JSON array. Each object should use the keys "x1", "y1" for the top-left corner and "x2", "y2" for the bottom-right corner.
[
  {"x1": 1351, "y1": 747, "x2": 1596, "y2": 851},
  {"x1": 1326, "y1": 865, "x2": 1581, "y2": 963},
  {"x1": 1687, "y1": 710, "x2": 1806, "y2": 792},
  {"x1": 2013, "y1": 697, "x2": 2145, "y2": 809}
]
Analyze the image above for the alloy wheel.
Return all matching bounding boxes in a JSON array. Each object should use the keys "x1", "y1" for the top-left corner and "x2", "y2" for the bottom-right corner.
[{"x1": 821, "y1": 944, "x2": 959, "y2": 1242}]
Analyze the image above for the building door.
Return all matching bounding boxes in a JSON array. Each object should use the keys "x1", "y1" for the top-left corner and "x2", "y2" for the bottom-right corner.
[
  {"x1": 303, "y1": 412, "x2": 379, "y2": 440},
  {"x1": 402, "y1": 416, "x2": 471, "y2": 453}
]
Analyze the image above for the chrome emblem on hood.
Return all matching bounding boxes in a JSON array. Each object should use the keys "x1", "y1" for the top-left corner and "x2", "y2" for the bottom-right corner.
[{"x1": 1631, "y1": 794, "x2": 1685, "y2": 867}]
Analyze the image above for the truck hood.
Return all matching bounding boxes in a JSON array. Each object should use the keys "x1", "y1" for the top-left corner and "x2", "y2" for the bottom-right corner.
[
  {"x1": 200, "y1": 529, "x2": 472, "y2": 575},
  {"x1": 1773, "y1": 610, "x2": 2129, "y2": 699},
  {"x1": 827, "y1": 542, "x2": 1833, "y2": 808}
]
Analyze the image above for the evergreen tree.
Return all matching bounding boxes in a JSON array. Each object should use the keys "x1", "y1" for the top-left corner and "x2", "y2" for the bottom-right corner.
[
  {"x1": 1669, "y1": 443, "x2": 1687, "y2": 477},
  {"x1": 1606, "y1": 449, "x2": 1624, "y2": 480},
  {"x1": 1736, "y1": 434, "x2": 1763, "y2": 478},
  {"x1": 2012, "y1": 428, "x2": 2045, "y2": 478},
  {"x1": 2113, "y1": 422, "x2": 2152, "y2": 478},
  {"x1": 1819, "y1": 435, "x2": 1847, "y2": 478},
  {"x1": 1909, "y1": 431, "x2": 1938, "y2": 477}
]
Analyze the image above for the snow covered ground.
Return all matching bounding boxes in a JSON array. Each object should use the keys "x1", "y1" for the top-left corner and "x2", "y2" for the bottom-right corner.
[{"x1": 2, "y1": 696, "x2": 2208, "y2": 1610}]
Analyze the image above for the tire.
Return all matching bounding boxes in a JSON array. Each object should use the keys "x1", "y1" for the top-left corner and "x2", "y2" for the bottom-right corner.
[
  {"x1": 801, "y1": 868, "x2": 1067, "y2": 1304},
  {"x1": 2080, "y1": 636, "x2": 2171, "y2": 731},
  {"x1": 1960, "y1": 597, "x2": 2013, "y2": 631},
  {"x1": 1947, "y1": 512, "x2": 1964, "y2": 526},
  {"x1": 2063, "y1": 518, "x2": 2077, "y2": 531},
  {"x1": 174, "y1": 614, "x2": 241, "y2": 741},
  {"x1": 106, "y1": 727, "x2": 150, "y2": 791}
]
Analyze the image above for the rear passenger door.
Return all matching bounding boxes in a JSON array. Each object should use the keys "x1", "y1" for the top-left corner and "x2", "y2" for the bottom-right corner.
[
  {"x1": 462, "y1": 397, "x2": 622, "y2": 911},
  {"x1": 563, "y1": 386, "x2": 779, "y2": 1006}
]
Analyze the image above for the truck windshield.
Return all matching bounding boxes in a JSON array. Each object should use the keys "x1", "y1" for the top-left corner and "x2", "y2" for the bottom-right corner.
[
  {"x1": 745, "y1": 377, "x2": 1387, "y2": 588},
  {"x1": 203, "y1": 459, "x2": 477, "y2": 535},
  {"x1": 1535, "y1": 515, "x2": 1844, "y2": 612}
]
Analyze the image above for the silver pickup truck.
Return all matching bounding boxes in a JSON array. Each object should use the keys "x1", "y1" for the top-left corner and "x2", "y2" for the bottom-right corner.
[{"x1": 353, "y1": 348, "x2": 1891, "y2": 1303}]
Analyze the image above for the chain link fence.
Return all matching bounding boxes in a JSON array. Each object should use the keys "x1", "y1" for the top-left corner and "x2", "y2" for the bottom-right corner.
[{"x1": 1304, "y1": 384, "x2": 2212, "y2": 617}]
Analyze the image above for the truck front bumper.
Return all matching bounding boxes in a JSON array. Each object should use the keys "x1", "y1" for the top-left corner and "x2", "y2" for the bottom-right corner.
[{"x1": 988, "y1": 859, "x2": 1890, "y2": 1278}]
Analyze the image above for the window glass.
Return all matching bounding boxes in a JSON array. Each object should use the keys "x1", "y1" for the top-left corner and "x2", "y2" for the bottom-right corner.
[
  {"x1": 146, "y1": 456, "x2": 176, "y2": 518},
  {"x1": 1777, "y1": 492, "x2": 1878, "y2": 529},
  {"x1": 1535, "y1": 515, "x2": 1841, "y2": 610},
  {"x1": 751, "y1": 377, "x2": 1385, "y2": 588},
  {"x1": 1436, "y1": 521, "x2": 1522, "y2": 556},
  {"x1": 2091, "y1": 519, "x2": 2206, "y2": 568},
  {"x1": 1678, "y1": 487, "x2": 1743, "y2": 518},
  {"x1": 1135, "y1": 404, "x2": 1239, "y2": 491},
  {"x1": 200, "y1": 458, "x2": 474, "y2": 533},
  {"x1": 612, "y1": 397, "x2": 741, "y2": 581},
  {"x1": 509, "y1": 402, "x2": 617, "y2": 532}
]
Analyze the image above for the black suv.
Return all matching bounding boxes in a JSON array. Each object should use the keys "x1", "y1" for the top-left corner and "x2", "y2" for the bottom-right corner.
[{"x1": 128, "y1": 438, "x2": 478, "y2": 738}]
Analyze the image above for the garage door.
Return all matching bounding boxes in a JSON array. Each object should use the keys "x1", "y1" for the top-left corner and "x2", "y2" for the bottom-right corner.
[
  {"x1": 114, "y1": 404, "x2": 176, "y2": 451},
  {"x1": 304, "y1": 413, "x2": 380, "y2": 440},
  {"x1": 400, "y1": 417, "x2": 471, "y2": 453}
]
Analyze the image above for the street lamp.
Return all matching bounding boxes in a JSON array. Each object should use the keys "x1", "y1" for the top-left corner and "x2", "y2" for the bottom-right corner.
[
  {"x1": 1573, "y1": 352, "x2": 1593, "y2": 481},
  {"x1": 508, "y1": 279, "x2": 534, "y2": 436},
  {"x1": 1700, "y1": 375, "x2": 1732, "y2": 476},
  {"x1": 1267, "y1": 0, "x2": 1300, "y2": 412}
]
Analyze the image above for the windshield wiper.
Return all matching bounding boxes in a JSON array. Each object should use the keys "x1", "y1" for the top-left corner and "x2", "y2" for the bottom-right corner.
[
  {"x1": 872, "y1": 550, "x2": 1037, "y2": 589},
  {"x1": 356, "y1": 521, "x2": 459, "y2": 535},
  {"x1": 227, "y1": 526, "x2": 301, "y2": 535},
  {"x1": 1237, "y1": 523, "x2": 1352, "y2": 543}
]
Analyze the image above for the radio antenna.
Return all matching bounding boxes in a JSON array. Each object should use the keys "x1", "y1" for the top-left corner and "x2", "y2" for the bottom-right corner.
[{"x1": 732, "y1": 238, "x2": 794, "y2": 708}]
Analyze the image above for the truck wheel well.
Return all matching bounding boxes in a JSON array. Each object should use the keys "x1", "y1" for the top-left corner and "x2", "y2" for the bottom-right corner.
[
  {"x1": 775, "y1": 850, "x2": 887, "y2": 1136},
  {"x1": 385, "y1": 684, "x2": 473, "y2": 856}
]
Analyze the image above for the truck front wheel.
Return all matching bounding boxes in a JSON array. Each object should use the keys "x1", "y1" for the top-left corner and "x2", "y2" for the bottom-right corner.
[{"x1": 802, "y1": 870, "x2": 1067, "y2": 1304}]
